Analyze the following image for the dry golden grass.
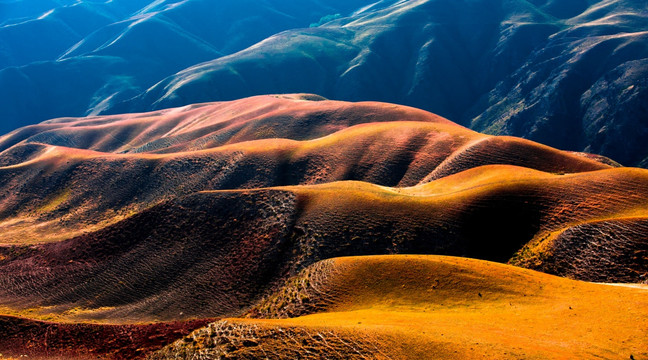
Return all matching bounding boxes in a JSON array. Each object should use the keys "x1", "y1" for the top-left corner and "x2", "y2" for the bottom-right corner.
[
  {"x1": 156, "y1": 255, "x2": 648, "y2": 359},
  {"x1": 281, "y1": 165, "x2": 648, "y2": 253},
  {"x1": 0, "y1": 165, "x2": 645, "y2": 326},
  {"x1": 0, "y1": 96, "x2": 645, "y2": 359}
]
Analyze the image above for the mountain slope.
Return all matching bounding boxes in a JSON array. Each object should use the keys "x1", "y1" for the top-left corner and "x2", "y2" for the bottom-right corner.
[
  {"x1": 0, "y1": 96, "x2": 645, "y2": 329},
  {"x1": 0, "y1": 95, "x2": 610, "y2": 245},
  {"x1": 151, "y1": 255, "x2": 648, "y2": 359},
  {"x1": 0, "y1": 0, "x2": 379, "y2": 132},
  {"x1": 2, "y1": 165, "x2": 646, "y2": 323},
  {"x1": 113, "y1": 0, "x2": 648, "y2": 166}
]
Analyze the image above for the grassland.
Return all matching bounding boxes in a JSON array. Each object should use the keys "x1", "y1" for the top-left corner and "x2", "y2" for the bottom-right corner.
[{"x1": 152, "y1": 255, "x2": 648, "y2": 359}]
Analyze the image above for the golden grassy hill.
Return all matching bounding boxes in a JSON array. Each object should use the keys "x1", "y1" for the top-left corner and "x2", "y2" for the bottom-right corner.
[
  {"x1": 0, "y1": 96, "x2": 609, "y2": 245},
  {"x1": 0, "y1": 165, "x2": 645, "y2": 327},
  {"x1": 0, "y1": 95, "x2": 645, "y2": 359},
  {"x1": 151, "y1": 255, "x2": 648, "y2": 359}
]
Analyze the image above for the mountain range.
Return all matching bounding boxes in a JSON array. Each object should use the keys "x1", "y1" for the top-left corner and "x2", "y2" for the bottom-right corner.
[
  {"x1": 1, "y1": 0, "x2": 647, "y2": 359},
  {"x1": 1, "y1": 0, "x2": 647, "y2": 166}
]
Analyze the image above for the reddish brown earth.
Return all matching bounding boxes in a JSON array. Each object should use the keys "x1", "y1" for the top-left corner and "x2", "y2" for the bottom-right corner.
[
  {"x1": 0, "y1": 316, "x2": 211, "y2": 359},
  {"x1": 0, "y1": 95, "x2": 609, "y2": 245},
  {"x1": 0, "y1": 94, "x2": 645, "y2": 359}
]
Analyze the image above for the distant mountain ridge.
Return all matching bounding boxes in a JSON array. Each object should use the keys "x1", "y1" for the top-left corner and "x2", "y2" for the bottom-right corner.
[
  {"x1": 1, "y1": 0, "x2": 647, "y2": 166},
  {"x1": 0, "y1": 0, "x2": 378, "y2": 129}
]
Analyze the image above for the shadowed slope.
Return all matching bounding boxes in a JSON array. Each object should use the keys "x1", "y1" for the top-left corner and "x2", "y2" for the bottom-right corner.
[
  {"x1": 0, "y1": 0, "x2": 381, "y2": 131},
  {"x1": 0, "y1": 316, "x2": 211, "y2": 360},
  {"x1": 1, "y1": 165, "x2": 646, "y2": 324},
  {"x1": 514, "y1": 216, "x2": 648, "y2": 282},
  {"x1": 151, "y1": 255, "x2": 648, "y2": 359}
]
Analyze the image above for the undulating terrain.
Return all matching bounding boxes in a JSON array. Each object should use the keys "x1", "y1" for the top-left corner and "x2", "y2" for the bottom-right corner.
[
  {"x1": 1, "y1": 0, "x2": 647, "y2": 359},
  {"x1": 0, "y1": 95, "x2": 646, "y2": 358},
  {"x1": 1, "y1": 0, "x2": 647, "y2": 166},
  {"x1": 155, "y1": 255, "x2": 648, "y2": 360}
]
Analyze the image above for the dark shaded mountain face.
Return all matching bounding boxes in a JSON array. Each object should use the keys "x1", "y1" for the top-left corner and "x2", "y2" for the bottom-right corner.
[
  {"x1": 1, "y1": 0, "x2": 647, "y2": 166},
  {"x1": 0, "y1": 0, "x2": 378, "y2": 130}
]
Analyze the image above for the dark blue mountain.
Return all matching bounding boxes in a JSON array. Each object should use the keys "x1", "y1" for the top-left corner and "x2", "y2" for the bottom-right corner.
[
  {"x1": 0, "y1": 0, "x2": 378, "y2": 130},
  {"x1": 116, "y1": 0, "x2": 648, "y2": 166}
]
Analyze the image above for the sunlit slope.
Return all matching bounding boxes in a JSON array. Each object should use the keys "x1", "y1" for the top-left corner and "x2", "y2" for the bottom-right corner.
[
  {"x1": 1, "y1": 165, "x2": 646, "y2": 324},
  {"x1": 0, "y1": 96, "x2": 610, "y2": 245},
  {"x1": 0, "y1": 94, "x2": 451, "y2": 154},
  {"x1": 151, "y1": 255, "x2": 648, "y2": 359},
  {"x1": 284, "y1": 166, "x2": 648, "y2": 283}
]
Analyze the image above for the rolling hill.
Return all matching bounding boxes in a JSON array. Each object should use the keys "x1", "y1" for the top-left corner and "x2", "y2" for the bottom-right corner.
[
  {"x1": 153, "y1": 255, "x2": 648, "y2": 359},
  {"x1": 1, "y1": 165, "x2": 646, "y2": 323},
  {"x1": 2, "y1": 1, "x2": 647, "y2": 358},
  {"x1": 0, "y1": 95, "x2": 613, "y2": 245},
  {"x1": 0, "y1": 95, "x2": 645, "y2": 359}
]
